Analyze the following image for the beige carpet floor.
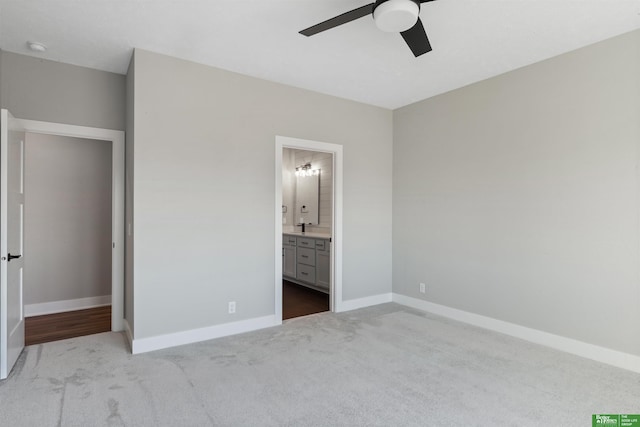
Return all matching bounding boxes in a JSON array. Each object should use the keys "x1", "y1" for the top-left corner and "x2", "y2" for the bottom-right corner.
[{"x1": 1, "y1": 303, "x2": 638, "y2": 426}]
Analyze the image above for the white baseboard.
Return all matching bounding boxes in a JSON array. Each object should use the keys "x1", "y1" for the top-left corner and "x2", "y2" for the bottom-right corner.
[
  {"x1": 123, "y1": 319, "x2": 134, "y2": 352},
  {"x1": 338, "y1": 292, "x2": 393, "y2": 312},
  {"x1": 392, "y1": 293, "x2": 640, "y2": 374},
  {"x1": 131, "y1": 315, "x2": 280, "y2": 354},
  {"x1": 25, "y1": 295, "x2": 112, "y2": 317}
]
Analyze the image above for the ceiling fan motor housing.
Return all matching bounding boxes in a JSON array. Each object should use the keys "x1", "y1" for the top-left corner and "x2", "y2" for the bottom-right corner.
[{"x1": 373, "y1": 0, "x2": 421, "y2": 33}]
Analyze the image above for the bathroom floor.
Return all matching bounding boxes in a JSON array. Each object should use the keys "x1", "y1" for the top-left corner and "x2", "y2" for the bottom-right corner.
[{"x1": 283, "y1": 280, "x2": 329, "y2": 320}]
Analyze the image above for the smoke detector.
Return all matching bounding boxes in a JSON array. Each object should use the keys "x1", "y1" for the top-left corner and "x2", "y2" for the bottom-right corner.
[{"x1": 27, "y1": 41, "x2": 47, "y2": 52}]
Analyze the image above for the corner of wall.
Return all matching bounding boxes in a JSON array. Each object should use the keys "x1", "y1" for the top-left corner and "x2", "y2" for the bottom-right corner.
[{"x1": 124, "y1": 48, "x2": 135, "y2": 338}]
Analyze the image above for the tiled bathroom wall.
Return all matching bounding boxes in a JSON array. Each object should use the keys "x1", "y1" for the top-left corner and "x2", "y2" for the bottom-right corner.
[{"x1": 282, "y1": 148, "x2": 333, "y2": 235}]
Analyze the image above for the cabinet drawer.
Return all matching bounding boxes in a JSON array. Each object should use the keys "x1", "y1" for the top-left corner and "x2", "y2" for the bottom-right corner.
[
  {"x1": 297, "y1": 263, "x2": 316, "y2": 284},
  {"x1": 284, "y1": 235, "x2": 297, "y2": 246},
  {"x1": 315, "y1": 239, "x2": 329, "y2": 251},
  {"x1": 297, "y1": 247, "x2": 316, "y2": 266},
  {"x1": 297, "y1": 237, "x2": 315, "y2": 248}
]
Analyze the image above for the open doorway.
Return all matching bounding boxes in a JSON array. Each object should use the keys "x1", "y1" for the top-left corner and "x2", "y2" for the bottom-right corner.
[
  {"x1": 16, "y1": 118, "x2": 124, "y2": 334},
  {"x1": 275, "y1": 136, "x2": 344, "y2": 323},
  {"x1": 23, "y1": 133, "x2": 113, "y2": 345},
  {"x1": 1, "y1": 112, "x2": 124, "y2": 378},
  {"x1": 282, "y1": 148, "x2": 333, "y2": 319}
]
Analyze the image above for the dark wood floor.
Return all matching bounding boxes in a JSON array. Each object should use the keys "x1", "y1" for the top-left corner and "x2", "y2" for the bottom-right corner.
[
  {"x1": 283, "y1": 280, "x2": 329, "y2": 320},
  {"x1": 25, "y1": 305, "x2": 112, "y2": 346},
  {"x1": 24, "y1": 286, "x2": 324, "y2": 346}
]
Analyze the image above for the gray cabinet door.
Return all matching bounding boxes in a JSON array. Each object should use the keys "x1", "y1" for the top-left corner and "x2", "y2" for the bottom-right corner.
[
  {"x1": 316, "y1": 249, "x2": 330, "y2": 290},
  {"x1": 283, "y1": 244, "x2": 296, "y2": 278}
]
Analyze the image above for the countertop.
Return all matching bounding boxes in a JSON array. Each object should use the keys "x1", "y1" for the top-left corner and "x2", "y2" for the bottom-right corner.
[{"x1": 283, "y1": 231, "x2": 331, "y2": 240}]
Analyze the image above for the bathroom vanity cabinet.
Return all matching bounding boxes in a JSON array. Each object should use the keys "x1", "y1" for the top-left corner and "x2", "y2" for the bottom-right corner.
[
  {"x1": 282, "y1": 233, "x2": 330, "y2": 293},
  {"x1": 282, "y1": 235, "x2": 297, "y2": 278}
]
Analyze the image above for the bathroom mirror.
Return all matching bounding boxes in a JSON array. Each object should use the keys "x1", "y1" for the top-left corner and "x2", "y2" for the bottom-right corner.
[{"x1": 295, "y1": 172, "x2": 320, "y2": 225}]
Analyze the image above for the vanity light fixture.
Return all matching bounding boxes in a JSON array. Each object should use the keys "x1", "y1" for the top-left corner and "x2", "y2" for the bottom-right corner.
[{"x1": 295, "y1": 162, "x2": 320, "y2": 177}]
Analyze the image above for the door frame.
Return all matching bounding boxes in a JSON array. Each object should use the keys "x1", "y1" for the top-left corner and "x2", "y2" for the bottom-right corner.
[
  {"x1": 275, "y1": 136, "x2": 343, "y2": 321},
  {"x1": 16, "y1": 118, "x2": 125, "y2": 332}
]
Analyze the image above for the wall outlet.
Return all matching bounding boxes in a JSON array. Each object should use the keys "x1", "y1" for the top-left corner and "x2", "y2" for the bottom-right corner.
[
  {"x1": 228, "y1": 301, "x2": 236, "y2": 314},
  {"x1": 419, "y1": 283, "x2": 426, "y2": 294}
]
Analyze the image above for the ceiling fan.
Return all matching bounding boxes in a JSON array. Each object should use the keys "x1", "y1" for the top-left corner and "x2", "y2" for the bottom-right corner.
[{"x1": 299, "y1": 0, "x2": 437, "y2": 57}]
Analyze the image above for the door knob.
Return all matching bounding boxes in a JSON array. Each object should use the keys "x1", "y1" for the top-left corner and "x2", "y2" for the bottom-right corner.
[{"x1": 7, "y1": 253, "x2": 21, "y2": 261}]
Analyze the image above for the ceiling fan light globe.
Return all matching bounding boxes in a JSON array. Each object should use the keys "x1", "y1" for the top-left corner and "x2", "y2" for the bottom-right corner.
[{"x1": 373, "y1": 0, "x2": 419, "y2": 33}]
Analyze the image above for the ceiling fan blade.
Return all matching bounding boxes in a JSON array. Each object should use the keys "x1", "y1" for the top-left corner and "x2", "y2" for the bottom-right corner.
[
  {"x1": 400, "y1": 18, "x2": 432, "y2": 57},
  {"x1": 419, "y1": 0, "x2": 437, "y2": 2},
  {"x1": 300, "y1": 3, "x2": 374, "y2": 36}
]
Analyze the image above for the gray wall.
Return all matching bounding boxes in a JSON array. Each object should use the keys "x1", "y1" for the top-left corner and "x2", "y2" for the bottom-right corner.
[
  {"x1": 0, "y1": 50, "x2": 4, "y2": 108},
  {"x1": 130, "y1": 49, "x2": 393, "y2": 340},
  {"x1": 24, "y1": 133, "x2": 112, "y2": 305},
  {"x1": 0, "y1": 51, "x2": 125, "y2": 130},
  {"x1": 393, "y1": 30, "x2": 640, "y2": 356}
]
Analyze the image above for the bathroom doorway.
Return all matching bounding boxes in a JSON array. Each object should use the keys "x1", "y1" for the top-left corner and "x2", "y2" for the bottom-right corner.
[
  {"x1": 282, "y1": 148, "x2": 333, "y2": 319},
  {"x1": 275, "y1": 136, "x2": 344, "y2": 323}
]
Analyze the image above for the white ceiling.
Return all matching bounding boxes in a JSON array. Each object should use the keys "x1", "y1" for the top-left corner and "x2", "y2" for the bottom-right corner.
[{"x1": 1, "y1": 0, "x2": 639, "y2": 109}]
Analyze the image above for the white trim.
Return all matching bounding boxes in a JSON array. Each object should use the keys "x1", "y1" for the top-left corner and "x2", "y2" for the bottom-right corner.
[
  {"x1": 340, "y1": 293, "x2": 393, "y2": 312},
  {"x1": 15, "y1": 118, "x2": 125, "y2": 332},
  {"x1": 131, "y1": 315, "x2": 280, "y2": 354},
  {"x1": 275, "y1": 136, "x2": 344, "y2": 319},
  {"x1": 24, "y1": 295, "x2": 112, "y2": 317},
  {"x1": 275, "y1": 144, "x2": 283, "y2": 321},
  {"x1": 392, "y1": 293, "x2": 640, "y2": 374},
  {"x1": 123, "y1": 319, "x2": 133, "y2": 353},
  {"x1": 1, "y1": 109, "x2": 10, "y2": 379}
]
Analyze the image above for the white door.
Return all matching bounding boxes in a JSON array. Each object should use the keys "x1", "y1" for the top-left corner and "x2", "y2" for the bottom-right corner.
[{"x1": 1, "y1": 109, "x2": 25, "y2": 380}]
